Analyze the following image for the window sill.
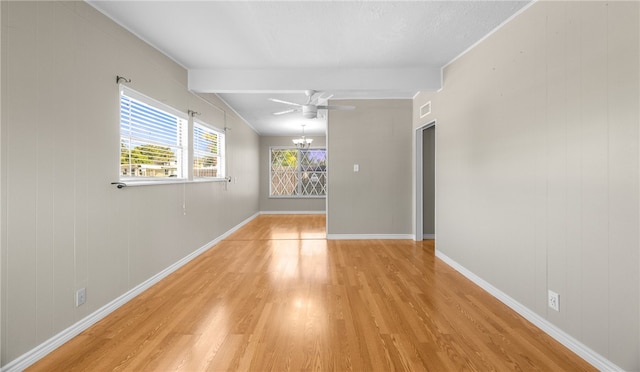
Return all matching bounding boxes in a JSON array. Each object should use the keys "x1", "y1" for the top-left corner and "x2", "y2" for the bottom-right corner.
[
  {"x1": 112, "y1": 177, "x2": 229, "y2": 188},
  {"x1": 268, "y1": 195, "x2": 326, "y2": 199}
]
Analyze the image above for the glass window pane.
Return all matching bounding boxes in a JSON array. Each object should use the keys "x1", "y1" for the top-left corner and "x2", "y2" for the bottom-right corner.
[
  {"x1": 270, "y1": 148, "x2": 326, "y2": 197},
  {"x1": 120, "y1": 90, "x2": 185, "y2": 180}
]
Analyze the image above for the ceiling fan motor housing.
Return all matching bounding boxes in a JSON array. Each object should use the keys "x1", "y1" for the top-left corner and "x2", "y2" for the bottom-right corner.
[{"x1": 302, "y1": 105, "x2": 318, "y2": 119}]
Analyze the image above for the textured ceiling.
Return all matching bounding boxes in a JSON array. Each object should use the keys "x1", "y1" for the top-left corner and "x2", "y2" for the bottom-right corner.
[{"x1": 88, "y1": 0, "x2": 531, "y2": 135}]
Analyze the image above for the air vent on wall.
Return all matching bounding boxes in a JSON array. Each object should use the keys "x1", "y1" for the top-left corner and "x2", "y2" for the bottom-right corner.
[{"x1": 420, "y1": 101, "x2": 431, "y2": 118}]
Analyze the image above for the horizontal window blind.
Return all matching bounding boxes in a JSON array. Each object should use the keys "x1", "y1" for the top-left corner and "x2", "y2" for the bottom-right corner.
[
  {"x1": 193, "y1": 122, "x2": 225, "y2": 179},
  {"x1": 119, "y1": 87, "x2": 187, "y2": 180}
]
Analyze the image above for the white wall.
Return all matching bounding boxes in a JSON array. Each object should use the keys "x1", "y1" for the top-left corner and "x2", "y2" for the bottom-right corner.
[
  {"x1": 414, "y1": 1, "x2": 639, "y2": 370},
  {"x1": 0, "y1": 1, "x2": 259, "y2": 366},
  {"x1": 328, "y1": 99, "x2": 413, "y2": 237},
  {"x1": 259, "y1": 136, "x2": 326, "y2": 213}
]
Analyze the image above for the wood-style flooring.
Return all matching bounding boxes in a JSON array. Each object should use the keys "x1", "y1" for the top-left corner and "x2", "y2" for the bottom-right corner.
[{"x1": 28, "y1": 214, "x2": 594, "y2": 371}]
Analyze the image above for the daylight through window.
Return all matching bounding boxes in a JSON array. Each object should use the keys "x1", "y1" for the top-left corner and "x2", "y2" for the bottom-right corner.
[
  {"x1": 119, "y1": 86, "x2": 225, "y2": 183},
  {"x1": 120, "y1": 87, "x2": 187, "y2": 180},
  {"x1": 193, "y1": 122, "x2": 225, "y2": 179},
  {"x1": 270, "y1": 148, "x2": 327, "y2": 197}
]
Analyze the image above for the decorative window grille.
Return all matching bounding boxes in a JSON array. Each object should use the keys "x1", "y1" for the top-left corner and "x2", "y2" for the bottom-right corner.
[
  {"x1": 193, "y1": 122, "x2": 225, "y2": 179},
  {"x1": 270, "y1": 148, "x2": 327, "y2": 197},
  {"x1": 119, "y1": 86, "x2": 187, "y2": 180}
]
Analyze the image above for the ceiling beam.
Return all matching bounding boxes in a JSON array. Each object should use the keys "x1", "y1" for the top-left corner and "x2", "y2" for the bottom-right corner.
[{"x1": 188, "y1": 67, "x2": 441, "y2": 94}]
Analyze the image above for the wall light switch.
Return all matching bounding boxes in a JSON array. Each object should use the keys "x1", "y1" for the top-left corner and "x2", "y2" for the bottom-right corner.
[{"x1": 353, "y1": 164, "x2": 359, "y2": 172}]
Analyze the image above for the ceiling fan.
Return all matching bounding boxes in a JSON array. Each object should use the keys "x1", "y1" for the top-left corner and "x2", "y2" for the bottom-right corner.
[{"x1": 269, "y1": 90, "x2": 355, "y2": 119}]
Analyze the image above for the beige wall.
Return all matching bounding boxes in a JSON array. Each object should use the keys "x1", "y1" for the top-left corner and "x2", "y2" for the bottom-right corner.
[
  {"x1": 414, "y1": 1, "x2": 639, "y2": 370},
  {"x1": 327, "y1": 99, "x2": 412, "y2": 236},
  {"x1": 0, "y1": 1, "x2": 259, "y2": 366},
  {"x1": 259, "y1": 136, "x2": 326, "y2": 213}
]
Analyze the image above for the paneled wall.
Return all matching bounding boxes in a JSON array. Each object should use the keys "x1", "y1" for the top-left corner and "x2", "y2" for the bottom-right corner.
[
  {"x1": 0, "y1": 1, "x2": 259, "y2": 366},
  {"x1": 414, "y1": 2, "x2": 639, "y2": 369},
  {"x1": 328, "y1": 99, "x2": 412, "y2": 237}
]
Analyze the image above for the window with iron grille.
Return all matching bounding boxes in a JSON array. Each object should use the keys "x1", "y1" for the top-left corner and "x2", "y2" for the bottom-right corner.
[{"x1": 270, "y1": 148, "x2": 327, "y2": 197}]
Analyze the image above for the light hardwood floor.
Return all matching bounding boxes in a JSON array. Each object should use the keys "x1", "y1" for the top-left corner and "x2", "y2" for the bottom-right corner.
[{"x1": 28, "y1": 214, "x2": 594, "y2": 371}]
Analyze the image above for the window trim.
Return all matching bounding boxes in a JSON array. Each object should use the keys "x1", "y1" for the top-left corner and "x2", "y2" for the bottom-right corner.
[
  {"x1": 269, "y1": 146, "x2": 327, "y2": 199},
  {"x1": 119, "y1": 85, "x2": 188, "y2": 183},
  {"x1": 192, "y1": 119, "x2": 226, "y2": 181},
  {"x1": 118, "y1": 85, "x2": 227, "y2": 186}
]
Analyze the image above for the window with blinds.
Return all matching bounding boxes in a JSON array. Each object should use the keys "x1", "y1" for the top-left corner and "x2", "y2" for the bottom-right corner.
[
  {"x1": 119, "y1": 86, "x2": 188, "y2": 180},
  {"x1": 193, "y1": 122, "x2": 225, "y2": 179}
]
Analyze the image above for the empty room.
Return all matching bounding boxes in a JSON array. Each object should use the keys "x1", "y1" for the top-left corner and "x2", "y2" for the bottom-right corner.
[{"x1": 1, "y1": 1, "x2": 638, "y2": 371}]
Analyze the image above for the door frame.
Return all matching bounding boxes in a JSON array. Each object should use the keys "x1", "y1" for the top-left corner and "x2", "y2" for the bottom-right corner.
[{"x1": 415, "y1": 121, "x2": 436, "y2": 241}]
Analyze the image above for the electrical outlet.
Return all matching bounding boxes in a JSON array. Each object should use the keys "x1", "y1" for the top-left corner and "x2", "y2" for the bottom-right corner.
[
  {"x1": 548, "y1": 290, "x2": 559, "y2": 311},
  {"x1": 76, "y1": 288, "x2": 86, "y2": 307}
]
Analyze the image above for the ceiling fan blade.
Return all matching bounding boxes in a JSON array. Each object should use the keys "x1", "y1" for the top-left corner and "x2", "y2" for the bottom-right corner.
[
  {"x1": 317, "y1": 105, "x2": 355, "y2": 111},
  {"x1": 273, "y1": 108, "x2": 299, "y2": 116},
  {"x1": 269, "y1": 98, "x2": 302, "y2": 107}
]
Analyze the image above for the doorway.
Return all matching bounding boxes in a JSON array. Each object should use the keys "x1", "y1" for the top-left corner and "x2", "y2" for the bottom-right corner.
[{"x1": 415, "y1": 121, "x2": 436, "y2": 241}]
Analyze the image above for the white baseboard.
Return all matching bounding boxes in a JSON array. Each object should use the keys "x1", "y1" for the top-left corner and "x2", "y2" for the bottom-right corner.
[
  {"x1": 2, "y1": 212, "x2": 260, "y2": 372},
  {"x1": 423, "y1": 234, "x2": 435, "y2": 239},
  {"x1": 259, "y1": 210, "x2": 326, "y2": 215},
  {"x1": 326, "y1": 234, "x2": 414, "y2": 240},
  {"x1": 435, "y1": 249, "x2": 622, "y2": 372}
]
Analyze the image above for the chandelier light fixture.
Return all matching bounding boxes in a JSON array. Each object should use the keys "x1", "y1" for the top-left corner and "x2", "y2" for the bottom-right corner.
[{"x1": 292, "y1": 124, "x2": 313, "y2": 149}]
